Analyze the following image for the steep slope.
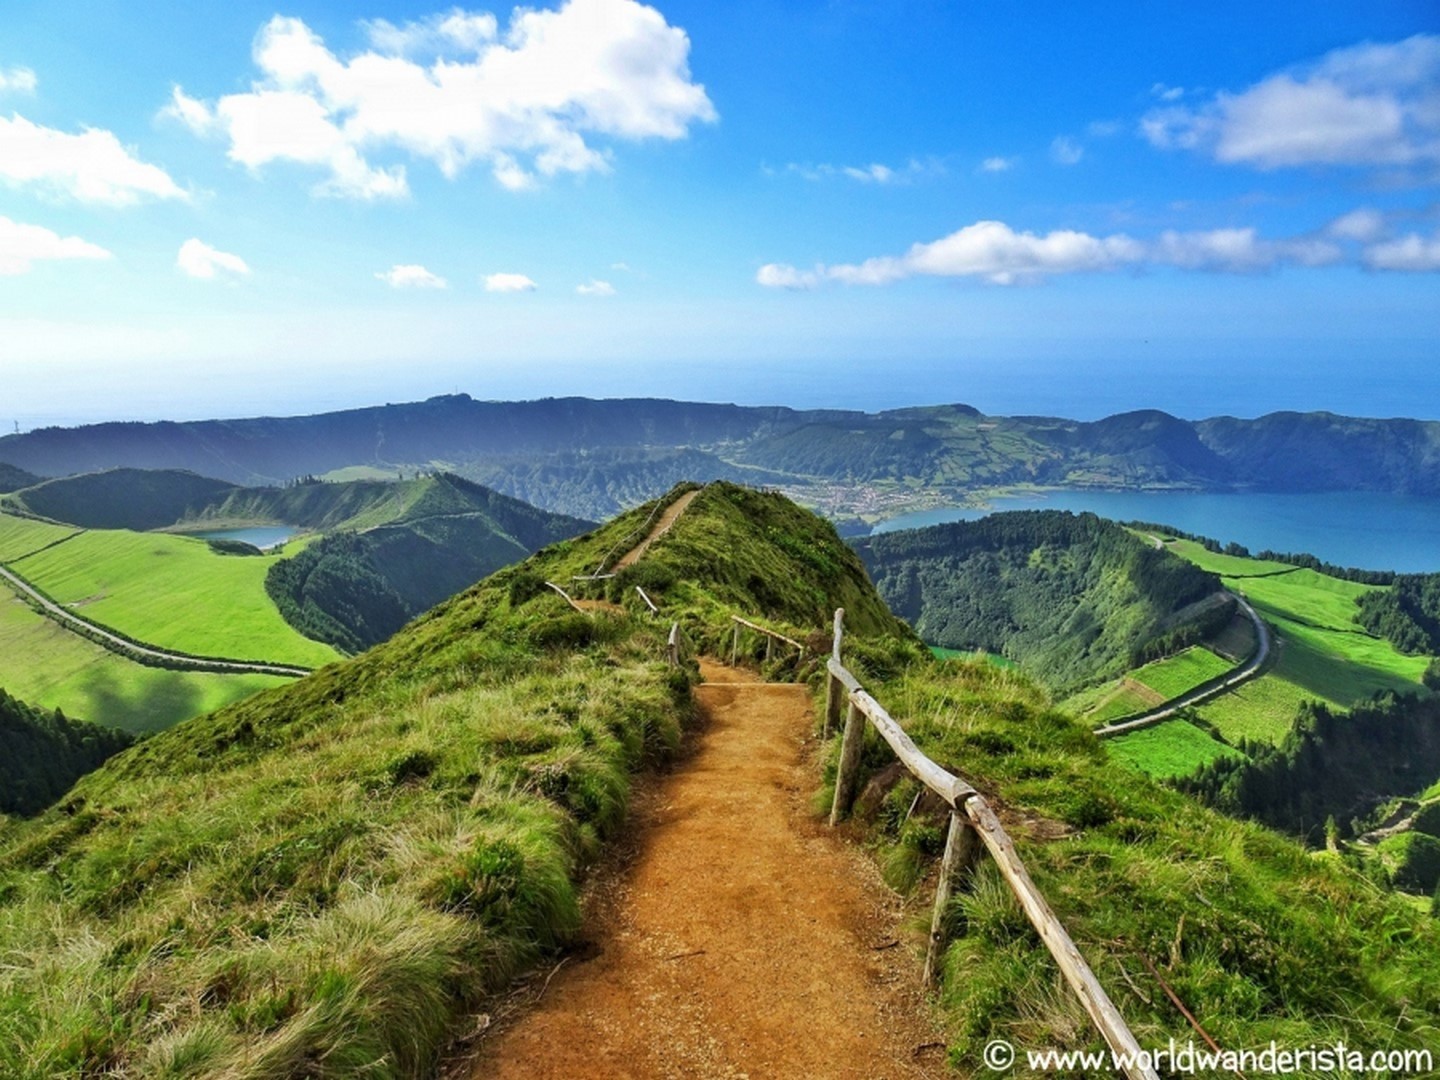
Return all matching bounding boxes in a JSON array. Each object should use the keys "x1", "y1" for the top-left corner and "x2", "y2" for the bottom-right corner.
[
  {"x1": 0, "y1": 688, "x2": 133, "y2": 815},
  {"x1": 854, "y1": 510, "x2": 1226, "y2": 691},
  {"x1": 2, "y1": 484, "x2": 1437, "y2": 1077},
  {"x1": 0, "y1": 463, "x2": 40, "y2": 494},
  {"x1": 3, "y1": 469, "x2": 239, "y2": 530}
]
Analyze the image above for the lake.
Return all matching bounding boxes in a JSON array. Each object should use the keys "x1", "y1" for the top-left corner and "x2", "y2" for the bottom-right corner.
[
  {"x1": 872, "y1": 490, "x2": 1440, "y2": 573},
  {"x1": 192, "y1": 526, "x2": 297, "y2": 551}
]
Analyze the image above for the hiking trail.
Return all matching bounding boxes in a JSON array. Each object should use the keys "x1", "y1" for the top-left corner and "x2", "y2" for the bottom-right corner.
[{"x1": 459, "y1": 658, "x2": 946, "y2": 1080}]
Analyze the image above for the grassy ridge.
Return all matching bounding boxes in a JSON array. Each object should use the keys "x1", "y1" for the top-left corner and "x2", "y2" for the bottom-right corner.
[
  {"x1": 5, "y1": 518, "x2": 338, "y2": 667},
  {"x1": 0, "y1": 593, "x2": 286, "y2": 734},
  {"x1": 0, "y1": 483, "x2": 902, "y2": 1077}
]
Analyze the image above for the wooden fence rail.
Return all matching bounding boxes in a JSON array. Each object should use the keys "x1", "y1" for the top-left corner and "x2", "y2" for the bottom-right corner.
[
  {"x1": 822, "y1": 608, "x2": 1157, "y2": 1080},
  {"x1": 729, "y1": 614, "x2": 805, "y2": 667},
  {"x1": 636, "y1": 586, "x2": 660, "y2": 616}
]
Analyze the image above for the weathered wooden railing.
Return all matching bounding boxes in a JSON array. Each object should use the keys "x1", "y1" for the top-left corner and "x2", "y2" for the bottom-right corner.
[
  {"x1": 729, "y1": 614, "x2": 805, "y2": 667},
  {"x1": 824, "y1": 608, "x2": 1157, "y2": 1080},
  {"x1": 544, "y1": 580, "x2": 588, "y2": 614},
  {"x1": 636, "y1": 586, "x2": 660, "y2": 617},
  {"x1": 666, "y1": 622, "x2": 681, "y2": 668}
]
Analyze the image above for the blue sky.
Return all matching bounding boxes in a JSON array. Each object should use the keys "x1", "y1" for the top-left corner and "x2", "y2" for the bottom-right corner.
[{"x1": 1, "y1": 0, "x2": 1437, "y2": 426}]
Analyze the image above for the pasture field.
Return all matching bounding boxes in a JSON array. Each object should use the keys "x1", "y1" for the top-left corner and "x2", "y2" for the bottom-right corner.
[
  {"x1": 4, "y1": 515, "x2": 337, "y2": 667},
  {"x1": 1161, "y1": 538, "x2": 1297, "y2": 577},
  {"x1": 1061, "y1": 679, "x2": 1159, "y2": 726},
  {"x1": 1106, "y1": 718, "x2": 1244, "y2": 778},
  {"x1": 1231, "y1": 568, "x2": 1374, "y2": 632},
  {"x1": 0, "y1": 514, "x2": 78, "y2": 561},
  {"x1": 1131, "y1": 645, "x2": 1232, "y2": 699},
  {"x1": 0, "y1": 592, "x2": 285, "y2": 733}
]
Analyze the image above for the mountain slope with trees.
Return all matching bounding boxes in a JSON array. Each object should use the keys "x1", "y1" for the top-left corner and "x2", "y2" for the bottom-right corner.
[
  {"x1": 0, "y1": 689, "x2": 133, "y2": 816},
  {"x1": 853, "y1": 510, "x2": 1226, "y2": 691}
]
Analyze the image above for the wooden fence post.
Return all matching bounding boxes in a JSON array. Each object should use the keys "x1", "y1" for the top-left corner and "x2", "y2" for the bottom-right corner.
[
  {"x1": 667, "y1": 622, "x2": 680, "y2": 667},
  {"x1": 731, "y1": 622, "x2": 740, "y2": 666},
  {"x1": 765, "y1": 635, "x2": 773, "y2": 662},
  {"x1": 923, "y1": 808, "x2": 982, "y2": 987},
  {"x1": 830, "y1": 700, "x2": 865, "y2": 826},
  {"x1": 832, "y1": 608, "x2": 844, "y2": 661},
  {"x1": 824, "y1": 608, "x2": 846, "y2": 737}
]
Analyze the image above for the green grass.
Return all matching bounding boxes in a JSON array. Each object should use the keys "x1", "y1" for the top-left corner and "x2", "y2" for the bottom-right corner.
[
  {"x1": 1229, "y1": 569, "x2": 1374, "y2": 632},
  {"x1": 4, "y1": 516, "x2": 338, "y2": 666},
  {"x1": 1130, "y1": 645, "x2": 1232, "y2": 699},
  {"x1": 0, "y1": 593, "x2": 285, "y2": 734},
  {"x1": 1106, "y1": 719, "x2": 1245, "y2": 778},
  {"x1": 1061, "y1": 679, "x2": 1158, "y2": 725},
  {"x1": 0, "y1": 514, "x2": 77, "y2": 561},
  {"x1": 1164, "y1": 538, "x2": 1297, "y2": 577},
  {"x1": 931, "y1": 646, "x2": 1016, "y2": 669},
  {"x1": 1191, "y1": 675, "x2": 1317, "y2": 745}
]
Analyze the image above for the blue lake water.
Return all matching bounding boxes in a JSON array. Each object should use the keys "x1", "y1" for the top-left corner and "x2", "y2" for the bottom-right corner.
[
  {"x1": 871, "y1": 491, "x2": 1440, "y2": 574},
  {"x1": 193, "y1": 526, "x2": 297, "y2": 551}
]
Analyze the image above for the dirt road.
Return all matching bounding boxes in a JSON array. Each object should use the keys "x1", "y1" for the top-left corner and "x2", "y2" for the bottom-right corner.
[{"x1": 464, "y1": 660, "x2": 945, "y2": 1079}]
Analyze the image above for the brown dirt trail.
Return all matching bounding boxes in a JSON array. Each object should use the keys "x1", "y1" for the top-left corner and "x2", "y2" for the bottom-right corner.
[
  {"x1": 613, "y1": 489, "x2": 702, "y2": 571},
  {"x1": 463, "y1": 659, "x2": 945, "y2": 1079}
]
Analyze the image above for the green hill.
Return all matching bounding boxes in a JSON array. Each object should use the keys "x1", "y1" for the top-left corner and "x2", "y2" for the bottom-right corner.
[
  {"x1": 263, "y1": 475, "x2": 593, "y2": 653},
  {"x1": 2, "y1": 484, "x2": 1438, "y2": 1075},
  {"x1": 852, "y1": 510, "x2": 1226, "y2": 691},
  {"x1": 0, "y1": 463, "x2": 41, "y2": 495},
  {"x1": 3, "y1": 469, "x2": 239, "y2": 531},
  {"x1": 0, "y1": 688, "x2": 133, "y2": 816}
]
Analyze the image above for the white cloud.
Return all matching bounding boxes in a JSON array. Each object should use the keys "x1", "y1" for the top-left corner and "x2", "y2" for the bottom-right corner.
[
  {"x1": 0, "y1": 114, "x2": 187, "y2": 206},
  {"x1": 576, "y1": 278, "x2": 615, "y2": 295},
  {"x1": 483, "y1": 272, "x2": 537, "y2": 292},
  {"x1": 757, "y1": 219, "x2": 1371, "y2": 289},
  {"x1": 1326, "y1": 207, "x2": 1388, "y2": 242},
  {"x1": 1142, "y1": 34, "x2": 1440, "y2": 170},
  {"x1": 376, "y1": 263, "x2": 448, "y2": 288},
  {"x1": 1050, "y1": 135, "x2": 1084, "y2": 165},
  {"x1": 1151, "y1": 83, "x2": 1185, "y2": 102},
  {"x1": 776, "y1": 158, "x2": 940, "y2": 184},
  {"x1": 177, "y1": 238, "x2": 250, "y2": 280},
  {"x1": 1364, "y1": 231, "x2": 1440, "y2": 271},
  {"x1": 978, "y1": 156, "x2": 1015, "y2": 173},
  {"x1": 0, "y1": 216, "x2": 111, "y2": 275},
  {"x1": 0, "y1": 67, "x2": 37, "y2": 94},
  {"x1": 171, "y1": 1, "x2": 715, "y2": 199}
]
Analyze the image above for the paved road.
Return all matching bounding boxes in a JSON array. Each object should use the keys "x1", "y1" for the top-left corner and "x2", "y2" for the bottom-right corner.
[
  {"x1": 0, "y1": 562, "x2": 313, "y2": 678},
  {"x1": 1095, "y1": 592, "x2": 1271, "y2": 739}
]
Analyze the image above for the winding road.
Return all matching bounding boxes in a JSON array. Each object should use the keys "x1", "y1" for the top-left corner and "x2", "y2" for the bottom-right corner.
[
  {"x1": 1094, "y1": 591, "x2": 1271, "y2": 738},
  {"x1": 0, "y1": 562, "x2": 313, "y2": 678}
]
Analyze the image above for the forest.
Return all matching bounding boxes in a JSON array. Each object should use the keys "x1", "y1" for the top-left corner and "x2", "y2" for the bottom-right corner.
[{"x1": 0, "y1": 689, "x2": 133, "y2": 816}]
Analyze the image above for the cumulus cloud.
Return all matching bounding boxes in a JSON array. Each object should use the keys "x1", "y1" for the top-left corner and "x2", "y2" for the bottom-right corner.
[
  {"x1": 1326, "y1": 207, "x2": 1388, "y2": 242},
  {"x1": 1142, "y1": 34, "x2": 1440, "y2": 170},
  {"x1": 483, "y1": 272, "x2": 537, "y2": 292},
  {"x1": 1050, "y1": 135, "x2": 1084, "y2": 165},
  {"x1": 1364, "y1": 231, "x2": 1440, "y2": 271},
  {"x1": 0, "y1": 216, "x2": 111, "y2": 275},
  {"x1": 1151, "y1": 83, "x2": 1185, "y2": 102},
  {"x1": 376, "y1": 263, "x2": 447, "y2": 288},
  {"x1": 177, "y1": 238, "x2": 250, "y2": 280},
  {"x1": 0, "y1": 114, "x2": 187, "y2": 206},
  {"x1": 576, "y1": 278, "x2": 615, "y2": 295},
  {"x1": 0, "y1": 66, "x2": 37, "y2": 94},
  {"x1": 755, "y1": 218, "x2": 1385, "y2": 289},
  {"x1": 168, "y1": 1, "x2": 715, "y2": 199},
  {"x1": 978, "y1": 156, "x2": 1015, "y2": 173}
]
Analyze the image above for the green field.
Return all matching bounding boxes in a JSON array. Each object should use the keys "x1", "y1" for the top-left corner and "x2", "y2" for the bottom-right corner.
[
  {"x1": 0, "y1": 514, "x2": 78, "y2": 561},
  {"x1": 1106, "y1": 719, "x2": 1245, "y2": 778},
  {"x1": 0, "y1": 593, "x2": 285, "y2": 733},
  {"x1": 2, "y1": 515, "x2": 338, "y2": 667},
  {"x1": 1162, "y1": 538, "x2": 1297, "y2": 577},
  {"x1": 930, "y1": 645, "x2": 1016, "y2": 669},
  {"x1": 1131, "y1": 645, "x2": 1232, "y2": 699},
  {"x1": 1231, "y1": 569, "x2": 1373, "y2": 632},
  {"x1": 1061, "y1": 679, "x2": 1158, "y2": 725}
]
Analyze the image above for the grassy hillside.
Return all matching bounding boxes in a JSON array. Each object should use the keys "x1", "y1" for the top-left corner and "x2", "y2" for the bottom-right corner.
[
  {"x1": 3, "y1": 517, "x2": 338, "y2": 667},
  {"x1": 4, "y1": 483, "x2": 1438, "y2": 1075},
  {"x1": 0, "y1": 688, "x2": 133, "y2": 816},
  {"x1": 854, "y1": 511, "x2": 1225, "y2": 692},
  {"x1": 0, "y1": 463, "x2": 41, "y2": 494},
  {"x1": 0, "y1": 592, "x2": 286, "y2": 733},
  {"x1": 0, "y1": 483, "x2": 907, "y2": 1077},
  {"x1": 2, "y1": 469, "x2": 239, "y2": 531}
]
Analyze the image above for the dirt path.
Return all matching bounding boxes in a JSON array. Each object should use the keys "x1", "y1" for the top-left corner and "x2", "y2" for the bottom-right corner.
[
  {"x1": 463, "y1": 660, "x2": 945, "y2": 1080},
  {"x1": 613, "y1": 489, "x2": 702, "y2": 571}
]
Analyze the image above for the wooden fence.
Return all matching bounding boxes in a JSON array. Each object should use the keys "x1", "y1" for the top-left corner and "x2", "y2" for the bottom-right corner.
[
  {"x1": 822, "y1": 608, "x2": 1158, "y2": 1080},
  {"x1": 729, "y1": 614, "x2": 805, "y2": 667}
]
